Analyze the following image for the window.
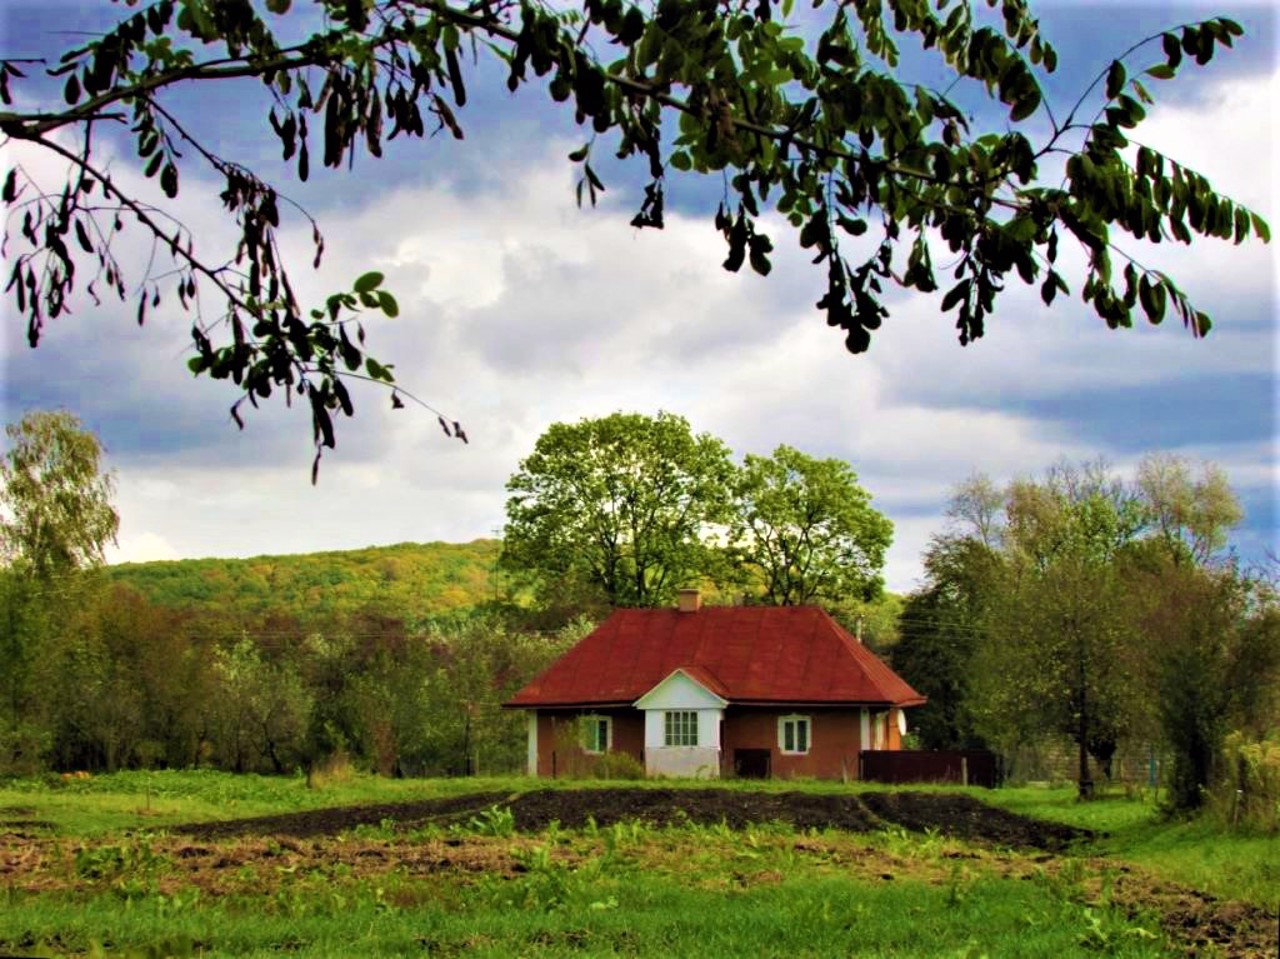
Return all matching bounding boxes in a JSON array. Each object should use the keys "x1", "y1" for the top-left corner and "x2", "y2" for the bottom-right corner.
[
  {"x1": 663, "y1": 710, "x2": 698, "y2": 747},
  {"x1": 581, "y1": 715, "x2": 610, "y2": 754},
  {"x1": 779, "y1": 715, "x2": 811, "y2": 755}
]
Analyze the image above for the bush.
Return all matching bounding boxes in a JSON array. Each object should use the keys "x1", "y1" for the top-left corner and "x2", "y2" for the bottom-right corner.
[
  {"x1": 591, "y1": 752, "x2": 646, "y2": 780},
  {"x1": 1212, "y1": 731, "x2": 1280, "y2": 831}
]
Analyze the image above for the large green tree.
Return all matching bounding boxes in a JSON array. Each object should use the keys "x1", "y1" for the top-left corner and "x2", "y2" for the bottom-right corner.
[
  {"x1": 1, "y1": 410, "x2": 120, "y2": 771},
  {"x1": 733, "y1": 444, "x2": 892, "y2": 606},
  {"x1": 1, "y1": 2, "x2": 1269, "y2": 461},
  {"x1": 502, "y1": 411, "x2": 736, "y2": 610},
  {"x1": 972, "y1": 462, "x2": 1146, "y2": 798},
  {"x1": 1, "y1": 410, "x2": 119, "y2": 579},
  {"x1": 893, "y1": 533, "x2": 998, "y2": 751}
]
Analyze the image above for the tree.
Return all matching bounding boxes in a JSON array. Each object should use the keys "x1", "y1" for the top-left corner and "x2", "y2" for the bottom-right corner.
[
  {"x1": 1, "y1": 3, "x2": 1269, "y2": 463},
  {"x1": 893, "y1": 533, "x2": 999, "y2": 750},
  {"x1": 1, "y1": 410, "x2": 119, "y2": 579},
  {"x1": 1135, "y1": 453, "x2": 1243, "y2": 565},
  {"x1": 501, "y1": 411, "x2": 735, "y2": 609},
  {"x1": 733, "y1": 445, "x2": 892, "y2": 606},
  {"x1": 1, "y1": 410, "x2": 119, "y2": 771},
  {"x1": 965, "y1": 462, "x2": 1146, "y2": 797},
  {"x1": 1124, "y1": 453, "x2": 1266, "y2": 813}
]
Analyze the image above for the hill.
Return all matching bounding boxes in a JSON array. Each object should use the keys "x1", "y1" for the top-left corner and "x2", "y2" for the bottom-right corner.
[{"x1": 106, "y1": 539, "x2": 502, "y2": 623}]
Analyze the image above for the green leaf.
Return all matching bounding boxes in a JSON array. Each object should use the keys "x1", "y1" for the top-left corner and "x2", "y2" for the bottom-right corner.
[
  {"x1": 1105, "y1": 60, "x2": 1125, "y2": 100},
  {"x1": 1217, "y1": 17, "x2": 1244, "y2": 38},
  {"x1": 1249, "y1": 212, "x2": 1270, "y2": 244},
  {"x1": 354, "y1": 271, "x2": 384, "y2": 294},
  {"x1": 941, "y1": 279, "x2": 970, "y2": 312},
  {"x1": 1009, "y1": 86, "x2": 1040, "y2": 122},
  {"x1": 265, "y1": 0, "x2": 291, "y2": 12},
  {"x1": 377, "y1": 290, "x2": 399, "y2": 317},
  {"x1": 1144, "y1": 64, "x2": 1175, "y2": 81},
  {"x1": 160, "y1": 163, "x2": 178, "y2": 199}
]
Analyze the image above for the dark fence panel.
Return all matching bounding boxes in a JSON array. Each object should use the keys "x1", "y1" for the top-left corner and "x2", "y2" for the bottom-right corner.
[{"x1": 860, "y1": 750, "x2": 999, "y2": 788}]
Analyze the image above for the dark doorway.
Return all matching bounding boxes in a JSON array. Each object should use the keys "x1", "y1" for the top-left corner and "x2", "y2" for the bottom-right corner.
[{"x1": 734, "y1": 748, "x2": 771, "y2": 779}]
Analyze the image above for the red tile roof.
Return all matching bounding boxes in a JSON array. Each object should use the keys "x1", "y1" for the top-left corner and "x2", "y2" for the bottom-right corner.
[{"x1": 506, "y1": 606, "x2": 926, "y2": 709}]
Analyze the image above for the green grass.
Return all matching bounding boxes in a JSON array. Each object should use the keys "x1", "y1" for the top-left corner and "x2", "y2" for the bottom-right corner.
[
  {"x1": 2, "y1": 772, "x2": 1273, "y2": 957},
  {"x1": 0, "y1": 769, "x2": 522, "y2": 837},
  {"x1": 983, "y1": 784, "x2": 1280, "y2": 906},
  {"x1": 3, "y1": 835, "x2": 1169, "y2": 959}
]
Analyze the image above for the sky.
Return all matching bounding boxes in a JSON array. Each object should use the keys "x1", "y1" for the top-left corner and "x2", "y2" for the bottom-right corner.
[{"x1": 1, "y1": 1, "x2": 1276, "y2": 594}]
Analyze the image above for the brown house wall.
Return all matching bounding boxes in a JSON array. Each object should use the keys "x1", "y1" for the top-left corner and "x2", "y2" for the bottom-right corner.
[
  {"x1": 531, "y1": 705, "x2": 906, "y2": 780},
  {"x1": 535, "y1": 710, "x2": 644, "y2": 778},
  {"x1": 721, "y1": 707, "x2": 867, "y2": 780}
]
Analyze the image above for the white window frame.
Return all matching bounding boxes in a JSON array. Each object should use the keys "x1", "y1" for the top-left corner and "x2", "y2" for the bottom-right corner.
[
  {"x1": 663, "y1": 710, "x2": 698, "y2": 747},
  {"x1": 580, "y1": 714, "x2": 611, "y2": 754},
  {"x1": 778, "y1": 715, "x2": 811, "y2": 755}
]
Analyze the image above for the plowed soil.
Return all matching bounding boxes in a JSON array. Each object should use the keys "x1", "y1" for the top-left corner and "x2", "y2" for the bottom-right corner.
[{"x1": 174, "y1": 786, "x2": 1089, "y2": 851}]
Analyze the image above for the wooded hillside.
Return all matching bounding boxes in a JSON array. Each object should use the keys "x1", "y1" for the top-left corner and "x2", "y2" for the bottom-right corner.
[{"x1": 106, "y1": 540, "x2": 502, "y2": 623}]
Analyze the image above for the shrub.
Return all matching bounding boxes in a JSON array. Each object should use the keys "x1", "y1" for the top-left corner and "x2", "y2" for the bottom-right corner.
[
  {"x1": 591, "y1": 752, "x2": 645, "y2": 780},
  {"x1": 1212, "y1": 731, "x2": 1280, "y2": 830}
]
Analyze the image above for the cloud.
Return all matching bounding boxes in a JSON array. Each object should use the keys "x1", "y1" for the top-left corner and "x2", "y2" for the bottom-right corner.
[{"x1": 3, "y1": 17, "x2": 1274, "y2": 596}]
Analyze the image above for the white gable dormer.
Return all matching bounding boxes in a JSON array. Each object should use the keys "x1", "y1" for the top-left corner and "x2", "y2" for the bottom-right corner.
[{"x1": 634, "y1": 668, "x2": 726, "y2": 778}]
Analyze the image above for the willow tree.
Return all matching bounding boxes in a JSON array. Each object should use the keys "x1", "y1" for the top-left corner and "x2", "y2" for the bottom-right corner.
[
  {"x1": 0, "y1": 410, "x2": 119, "y2": 770},
  {"x1": 1, "y1": 1, "x2": 1269, "y2": 467}
]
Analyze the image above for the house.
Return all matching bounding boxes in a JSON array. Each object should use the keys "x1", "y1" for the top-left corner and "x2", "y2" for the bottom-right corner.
[{"x1": 504, "y1": 590, "x2": 926, "y2": 780}]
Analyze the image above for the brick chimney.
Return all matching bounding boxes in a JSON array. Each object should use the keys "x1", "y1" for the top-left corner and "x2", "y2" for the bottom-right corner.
[{"x1": 677, "y1": 588, "x2": 701, "y2": 613}]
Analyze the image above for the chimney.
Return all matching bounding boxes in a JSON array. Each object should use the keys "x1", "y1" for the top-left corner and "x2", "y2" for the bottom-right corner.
[{"x1": 677, "y1": 588, "x2": 701, "y2": 613}]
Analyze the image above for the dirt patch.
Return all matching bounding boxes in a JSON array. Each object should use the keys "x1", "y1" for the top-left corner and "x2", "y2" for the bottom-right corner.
[
  {"x1": 174, "y1": 790, "x2": 511, "y2": 842},
  {"x1": 174, "y1": 787, "x2": 1089, "y2": 851},
  {"x1": 1109, "y1": 877, "x2": 1279, "y2": 959}
]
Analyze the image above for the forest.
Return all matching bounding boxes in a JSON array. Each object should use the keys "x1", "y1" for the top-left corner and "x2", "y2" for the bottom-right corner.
[{"x1": 2, "y1": 410, "x2": 1277, "y2": 824}]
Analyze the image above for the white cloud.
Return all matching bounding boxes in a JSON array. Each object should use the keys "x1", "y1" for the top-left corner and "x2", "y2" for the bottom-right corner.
[{"x1": 3, "y1": 48, "x2": 1274, "y2": 597}]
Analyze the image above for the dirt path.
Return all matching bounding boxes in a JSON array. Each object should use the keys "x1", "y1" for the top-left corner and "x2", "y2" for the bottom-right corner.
[{"x1": 173, "y1": 786, "x2": 1091, "y2": 850}]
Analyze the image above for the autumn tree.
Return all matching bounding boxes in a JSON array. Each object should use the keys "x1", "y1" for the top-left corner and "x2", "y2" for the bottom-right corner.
[
  {"x1": 502, "y1": 411, "x2": 736, "y2": 610},
  {"x1": 1, "y1": 2, "x2": 1269, "y2": 462},
  {"x1": 733, "y1": 445, "x2": 892, "y2": 606}
]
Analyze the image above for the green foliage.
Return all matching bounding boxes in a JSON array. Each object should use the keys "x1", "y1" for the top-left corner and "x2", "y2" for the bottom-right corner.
[
  {"x1": 502, "y1": 415, "x2": 896, "y2": 616},
  {"x1": 733, "y1": 445, "x2": 893, "y2": 606},
  {"x1": 1, "y1": 3, "x2": 1268, "y2": 454},
  {"x1": 900, "y1": 455, "x2": 1272, "y2": 812},
  {"x1": 0, "y1": 410, "x2": 119, "y2": 578},
  {"x1": 1, "y1": 412, "x2": 120, "y2": 774},
  {"x1": 892, "y1": 535, "x2": 998, "y2": 750},
  {"x1": 502, "y1": 412, "x2": 737, "y2": 610},
  {"x1": 106, "y1": 539, "x2": 503, "y2": 623}
]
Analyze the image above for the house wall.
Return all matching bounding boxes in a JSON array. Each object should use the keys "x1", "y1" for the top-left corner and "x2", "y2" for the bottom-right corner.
[
  {"x1": 642, "y1": 708, "x2": 722, "y2": 779},
  {"x1": 532, "y1": 710, "x2": 645, "y2": 778},
  {"x1": 527, "y1": 704, "x2": 912, "y2": 780},
  {"x1": 721, "y1": 707, "x2": 868, "y2": 780}
]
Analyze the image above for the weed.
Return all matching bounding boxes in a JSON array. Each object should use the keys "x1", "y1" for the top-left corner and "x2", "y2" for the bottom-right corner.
[{"x1": 462, "y1": 804, "x2": 515, "y2": 837}]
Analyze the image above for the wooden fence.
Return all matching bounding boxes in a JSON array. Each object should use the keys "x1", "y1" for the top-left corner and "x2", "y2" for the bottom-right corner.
[{"x1": 860, "y1": 750, "x2": 999, "y2": 788}]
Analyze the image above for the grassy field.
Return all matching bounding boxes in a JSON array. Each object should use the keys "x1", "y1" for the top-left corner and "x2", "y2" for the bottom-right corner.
[{"x1": 1, "y1": 771, "x2": 1275, "y2": 958}]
